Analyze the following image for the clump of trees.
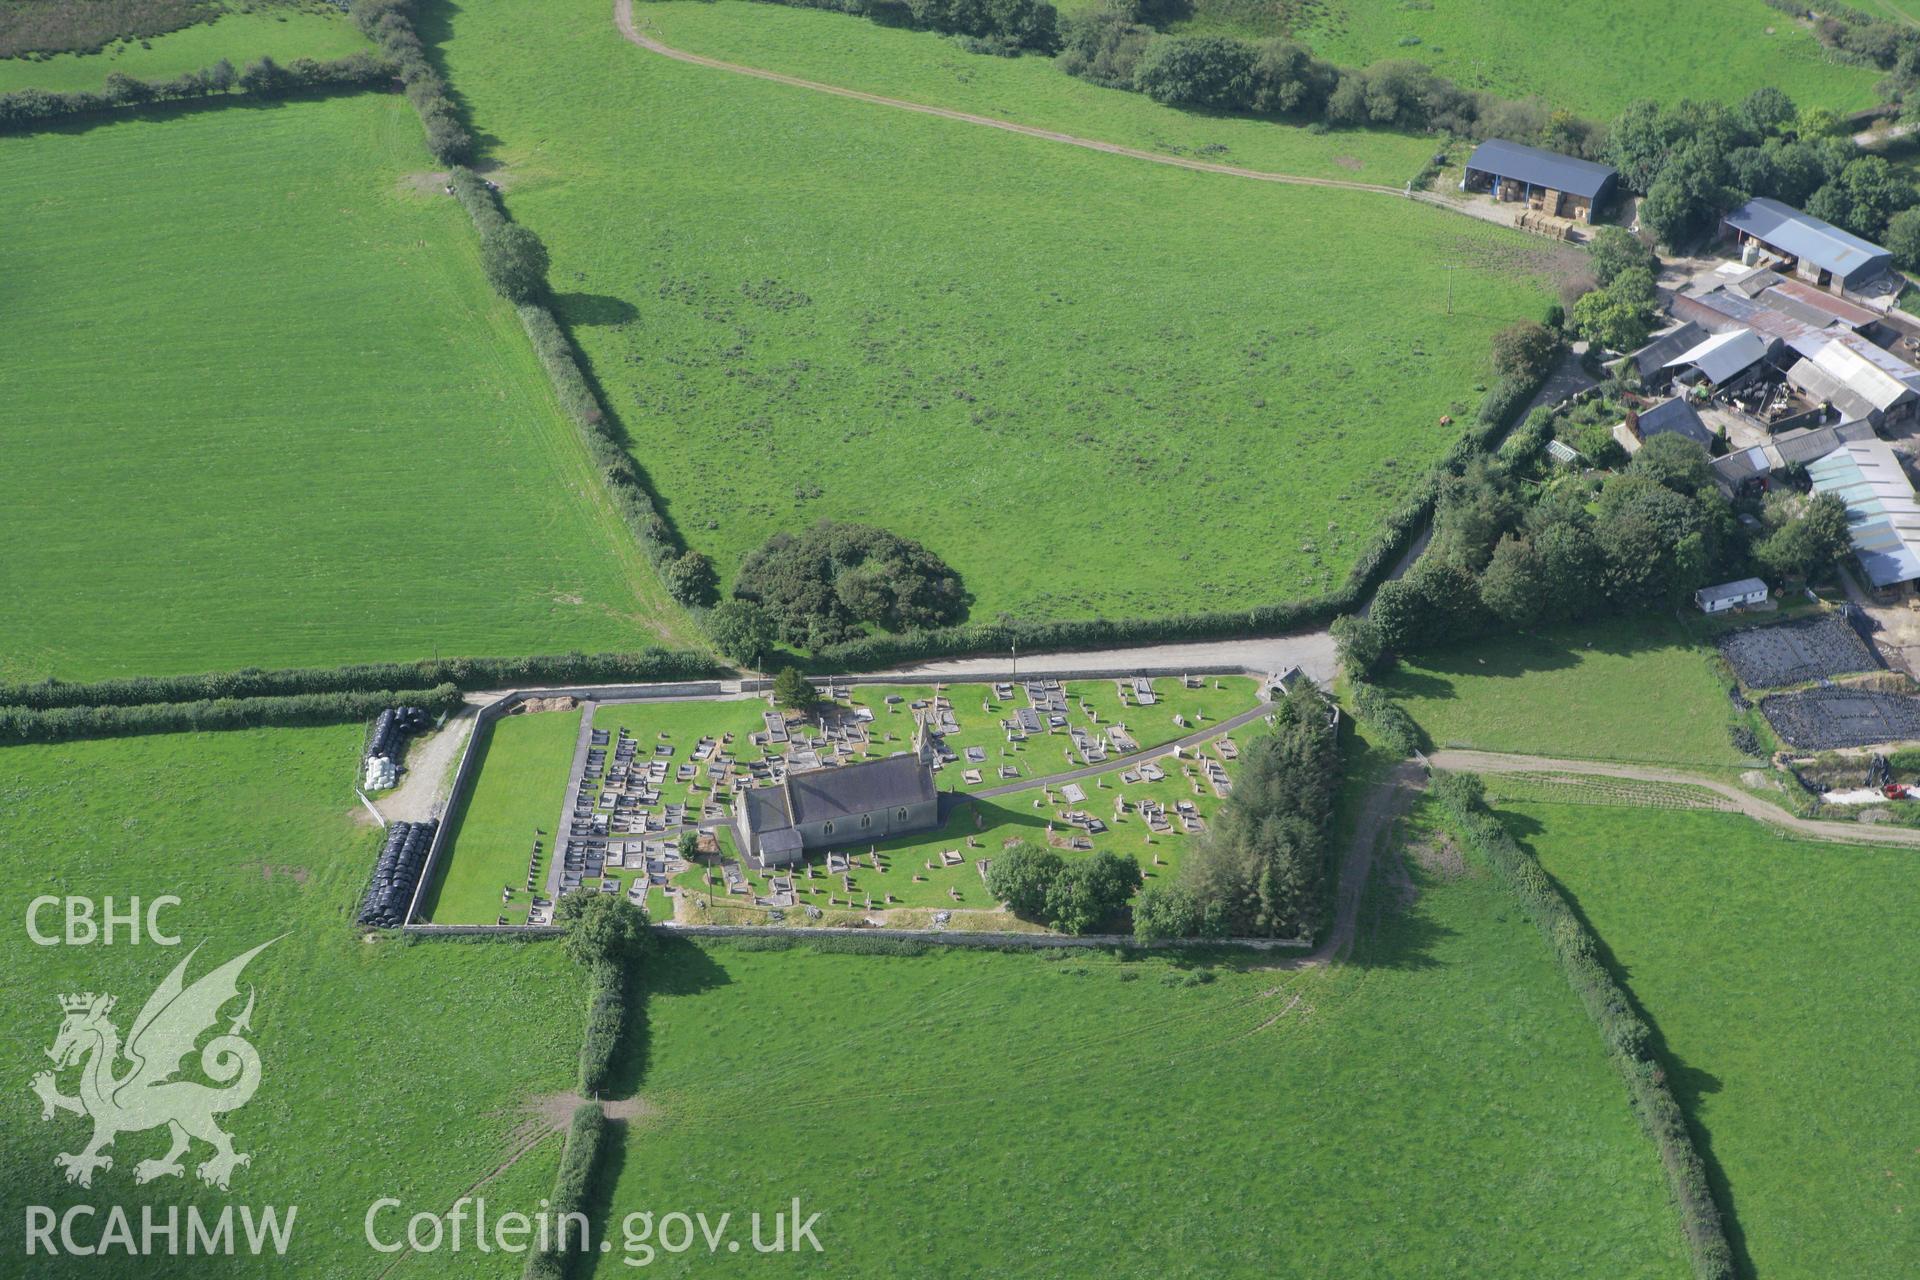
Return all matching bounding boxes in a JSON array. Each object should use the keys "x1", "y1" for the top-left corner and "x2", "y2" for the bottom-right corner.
[
  {"x1": 1571, "y1": 265, "x2": 1658, "y2": 354},
  {"x1": 772, "y1": 666, "x2": 819, "y2": 712},
  {"x1": 732, "y1": 521, "x2": 968, "y2": 649},
  {"x1": 1337, "y1": 408, "x2": 1858, "y2": 675},
  {"x1": 1606, "y1": 88, "x2": 1920, "y2": 254},
  {"x1": 985, "y1": 842, "x2": 1142, "y2": 934},
  {"x1": 480, "y1": 222, "x2": 550, "y2": 304},
  {"x1": 1134, "y1": 684, "x2": 1338, "y2": 941}
]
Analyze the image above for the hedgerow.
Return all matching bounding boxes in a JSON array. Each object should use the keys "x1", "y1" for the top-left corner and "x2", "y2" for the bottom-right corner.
[
  {"x1": 443, "y1": 167, "x2": 693, "y2": 589},
  {"x1": 521, "y1": 1102, "x2": 607, "y2": 1280},
  {"x1": 578, "y1": 958, "x2": 626, "y2": 1096},
  {"x1": 1346, "y1": 679, "x2": 1423, "y2": 757},
  {"x1": 348, "y1": 0, "x2": 469, "y2": 162},
  {"x1": 0, "y1": 684, "x2": 463, "y2": 744},
  {"x1": 0, "y1": 51, "x2": 391, "y2": 134},
  {"x1": 1429, "y1": 769, "x2": 1733, "y2": 1280},
  {"x1": 0, "y1": 650, "x2": 717, "y2": 712}
]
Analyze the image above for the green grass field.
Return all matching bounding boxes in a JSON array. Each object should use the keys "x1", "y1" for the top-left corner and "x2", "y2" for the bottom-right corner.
[
  {"x1": 1169, "y1": 0, "x2": 1878, "y2": 118},
  {"x1": 632, "y1": 0, "x2": 1438, "y2": 181},
  {"x1": 422, "y1": 707, "x2": 583, "y2": 925},
  {"x1": 0, "y1": 725, "x2": 586, "y2": 1276},
  {"x1": 0, "y1": 5, "x2": 371, "y2": 93},
  {"x1": 1494, "y1": 796, "x2": 1920, "y2": 1279},
  {"x1": 1377, "y1": 616, "x2": 1758, "y2": 768},
  {"x1": 585, "y1": 798, "x2": 1691, "y2": 1276},
  {"x1": 0, "y1": 93, "x2": 695, "y2": 680},
  {"x1": 436, "y1": 0, "x2": 1564, "y2": 626}
]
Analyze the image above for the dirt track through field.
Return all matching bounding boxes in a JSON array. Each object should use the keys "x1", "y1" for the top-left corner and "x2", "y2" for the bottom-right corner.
[
  {"x1": 1429, "y1": 749, "x2": 1920, "y2": 849},
  {"x1": 613, "y1": 0, "x2": 1423, "y2": 198}
]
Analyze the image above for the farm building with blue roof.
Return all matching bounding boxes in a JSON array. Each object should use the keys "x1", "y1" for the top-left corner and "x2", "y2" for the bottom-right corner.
[{"x1": 1462, "y1": 139, "x2": 1618, "y2": 223}]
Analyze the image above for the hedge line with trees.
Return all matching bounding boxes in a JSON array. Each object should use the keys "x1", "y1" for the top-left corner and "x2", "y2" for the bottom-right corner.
[
  {"x1": 348, "y1": 0, "x2": 469, "y2": 163},
  {"x1": 1134, "y1": 683, "x2": 1340, "y2": 941},
  {"x1": 1059, "y1": 0, "x2": 1603, "y2": 157},
  {"x1": 1429, "y1": 770, "x2": 1732, "y2": 1280},
  {"x1": 0, "y1": 649, "x2": 716, "y2": 712},
  {"x1": 555, "y1": 891, "x2": 649, "y2": 1096},
  {"x1": 0, "y1": 51, "x2": 391, "y2": 133},
  {"x1": 0, "y1": 684, "x2": 463, "y2": 745},
  {"x1": 746, "y1": 0, "x2": 1060, "y2": 54},
  {"x1": 521, "y1": 1102, "x2": 607, "y2": 1280},
  {"x1": 444, "y1": 167, "x2": 708, "y2": 609},
  {"x1": 0, "y1": 0, "x2": 219, "y2": 60}
]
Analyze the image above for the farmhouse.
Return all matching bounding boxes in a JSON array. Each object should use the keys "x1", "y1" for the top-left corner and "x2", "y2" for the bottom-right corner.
[
  {"x1": 1807, "y1": 438, "x2": 1920, "y2": 591},
  {"x1": 1695, "y1": 578, "x2": 1769, "y2": 614},
  {"x1": 1722, "y1": 197, "x2": 1894, "y2": 294},
  {"x1": 735, "y1": 751, "x2": 938, "y2": 868},
  {"x1": 1461, "y1": 139, "x2": 1617, "y2": 223}
]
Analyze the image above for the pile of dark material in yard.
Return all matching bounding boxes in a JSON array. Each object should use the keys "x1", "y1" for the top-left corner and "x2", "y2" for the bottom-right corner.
[
  {"x1": 356, "y1": 819, "x2": 438, "y2": 927},
  {"x1": 366, "y1": 705, "x2": 433, "y2": 763},
  {"x1": 1720, "y1": 612, "x2": 1879, "y2": 689},
  {"x1": 1761, "y1": 688, "x2": 1920, "y2": 750}
]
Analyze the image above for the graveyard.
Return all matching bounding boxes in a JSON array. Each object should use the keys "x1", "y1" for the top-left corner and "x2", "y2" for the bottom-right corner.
[{"x1": 426, "y1": 676, "x2": 1267, "y2": 929}]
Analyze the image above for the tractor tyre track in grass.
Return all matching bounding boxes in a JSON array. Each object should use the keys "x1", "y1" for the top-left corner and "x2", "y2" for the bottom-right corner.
[
  {"x1": 613, "y1": 0, "x2": 1433, "y2": 199},
  {"x1": 1428, "y1": 748, "x2": 1920, "y2": 849}
]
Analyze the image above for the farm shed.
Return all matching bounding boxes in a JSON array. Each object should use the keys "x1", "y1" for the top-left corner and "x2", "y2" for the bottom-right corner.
[
  {"x1": 1712, "y1": 445, "x2": 1771, "y2": 494},
  {"x1": 1662, "y1": 327, "x2": 1773, "y2": 388},
  {"x1": 1722, "y1": 197, "x2": 1894, "y2": 293},
  {"x1": 1626, "y1": 321, "x2": 1708, "y2": 380},
  {"x1": 1628, "y1": 396, "x2": 1715, "y2": 448},
  {"x1": 1806, "y1": 438, "x2": 1920, "y2": 590},
  {"x1": 735, "y1": 751, "x2": 937, "y2": 867},
  {"x1": 1461, "y1": 139, "x2": 1617, "y2": 223},
  {"x1": 1771, "y1": 418, "x2": 1877, "y2": 467},
  {"x1": 1695, "y1": 577, "x2": 1769, "y2": 614},
  {"x1": 1786, "y1": 337, "x2": 1920, "y2": 429}
]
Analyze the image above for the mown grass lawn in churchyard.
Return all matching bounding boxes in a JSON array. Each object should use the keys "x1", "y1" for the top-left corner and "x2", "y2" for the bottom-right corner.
[
  {"x1": 422, "y1": 706, "x2": 584, "y2": 926},
  {"x1": 436, "y1": 0, "x2": 1567, "y2": 627},
  {"x1": 584, "y1": 796, "x2": 1690, "y2": 1277},
  {"x1": 0, "y1": 92, "x2": 694, "y2": 681},
  {"x1": 0, "y1": 6, "x2": 372, "y2": 93},
  {"x1": 1494, "y1": 796, "x2": 1920, "y2": 1280},
  {"x1": 0, "y1": 724, "x2": 585, "y2": 1277}
]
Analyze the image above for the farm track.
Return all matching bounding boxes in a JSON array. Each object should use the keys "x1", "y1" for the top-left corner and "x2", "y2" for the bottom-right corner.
[
  {"x1": 612, "y1": 0, "x2": 1441, "y2": 201},
  {"x1": 1430, "y1": 749, "x2": 1920, "y2": 849}
]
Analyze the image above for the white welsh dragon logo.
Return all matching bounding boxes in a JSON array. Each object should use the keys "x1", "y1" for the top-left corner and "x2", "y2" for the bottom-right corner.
[{"x1": 29, "y1": 938, "x2": 277, "y2": 1191}]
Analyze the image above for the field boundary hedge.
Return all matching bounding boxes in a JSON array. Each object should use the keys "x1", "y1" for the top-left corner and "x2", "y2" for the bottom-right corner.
[
  {"x1": 1346, "y1": 678, "x2": 1424, "y2": 756},
  {"x1": 443, "y1": 167, "x2": 694, "y2": 587},
  {"x1": 348, "y1": 0, "x2": 470, "y2": 162},
  {"x1": 0, "y1": 51, "x2": 393, "y2": 135},
  {"x1": 578, "y1": 958, "x2": 626, "y2": 1095},
  {"x1": 0, "y1": 684, "x2": 463, "y2": 745},
  {"x1": 522, "y1": 1101, "x2": 607, "y2": 1280},
  {"x1": 0, "y1": 650, "x2": 717, "y2": 712},
  {"x1": 1428, "y1": 768, "x2": 1734, "y2": 1280}
]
